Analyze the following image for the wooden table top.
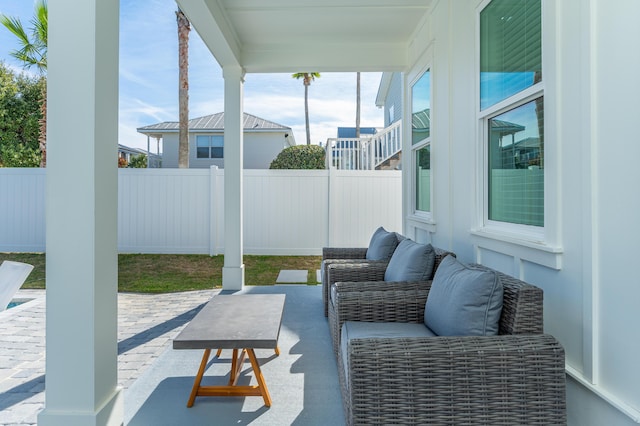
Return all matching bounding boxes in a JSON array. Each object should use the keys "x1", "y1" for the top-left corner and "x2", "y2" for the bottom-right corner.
[{"x1": 173, "y1": 294, "x2": 286, "y2": 350}]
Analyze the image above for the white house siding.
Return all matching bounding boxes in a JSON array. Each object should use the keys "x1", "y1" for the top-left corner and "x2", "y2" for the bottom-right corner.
[
  {"x1": 402, "y1": 1, "x2": 640, "y2": 425},
  {"x1": 160, "y1": 133, "x2": 180, "y2": 168},
  {"x1": 161, "y1": 132, "x2": 287, "y2": 169},
  {"x1": 243, "y1": 133, "x2": 288, "y2": 169}
]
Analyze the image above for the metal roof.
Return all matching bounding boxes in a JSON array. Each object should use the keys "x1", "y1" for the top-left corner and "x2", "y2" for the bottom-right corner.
[{"x1": 137, "y1": 112, "x2": 292, "y2": 134}]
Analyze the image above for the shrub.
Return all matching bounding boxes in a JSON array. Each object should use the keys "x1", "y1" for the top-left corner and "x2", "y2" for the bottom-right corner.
[
  {"x1": 269, "y1": 145, "x2": 325, "y2": 169},
  {"x1": 0, "y1": 143, "x2": 41, "y2": 167},
  {"x1": 128, "y1": 154, "x2": 147, "y2": 168}
]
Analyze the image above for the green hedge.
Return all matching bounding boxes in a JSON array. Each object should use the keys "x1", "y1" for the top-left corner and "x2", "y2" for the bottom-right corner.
[{"x1": 269, "y1": 145, "x2": 326, "y2": 169}]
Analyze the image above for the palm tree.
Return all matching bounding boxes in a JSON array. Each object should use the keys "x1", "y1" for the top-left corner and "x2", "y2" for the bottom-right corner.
[
  {"x1": 355, "y1": 72, "x2": 361, "y2": 138},
  {"x1": 292, "y1": 72, "x2": 320, "y2": 145},
  {"x1": 1, "y1": 0, "x2": 48, "y2": 167},
  {"x1": 176, "y1": 8, "x2": 190, "y2": 168}
]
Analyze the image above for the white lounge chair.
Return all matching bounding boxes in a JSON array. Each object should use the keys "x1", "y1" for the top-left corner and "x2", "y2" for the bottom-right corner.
[{"x1": 0, "y1": 261, "x2": 34, "y2": 312}]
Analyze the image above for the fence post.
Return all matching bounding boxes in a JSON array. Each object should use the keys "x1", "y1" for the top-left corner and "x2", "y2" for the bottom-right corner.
[
  {"x1": 209, "y1": 165, "x2": 219, "y2": 256},
  {"x1": 327, "y1": 167, "x2": 336, "y2": 247}
]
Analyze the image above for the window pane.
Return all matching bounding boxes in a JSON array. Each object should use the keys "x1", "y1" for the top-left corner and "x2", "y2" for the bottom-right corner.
[
  {"x1": 211, "y1": 136, "x2": 224, "y2": 158},
  {"x1": 416, "y1": 145, "x2": 431, "y2": 212},
  {"x1": 412, "y1": 70, "x2": 431, "y2": 144},
  {"x1": 480, "y1": 0, "x2": 541, "y2": 110},
  {"x1": 196, "y1": 136, "x2": 210, "y2": 158},
  {"x1": 488, "y1": 98, "x2": 544, "y2": 226}
]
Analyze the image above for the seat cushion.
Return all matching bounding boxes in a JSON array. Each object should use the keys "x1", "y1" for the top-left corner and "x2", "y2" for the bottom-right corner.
[
  {"x1": 383, "y1": 239, "x2": 435, "y2": 282},
  {"x1": 424, "y1": 255, "x2": 503, "y2": 336},
  {"x1": 340, "y1": 321, "x2": 436, "y2": 386},
  {"x1": 365, "y1": 227, "x2": 399, "y2": 261}
]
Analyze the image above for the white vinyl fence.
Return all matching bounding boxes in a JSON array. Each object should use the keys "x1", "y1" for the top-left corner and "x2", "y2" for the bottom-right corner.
[{"x1": 0, "y1": 167, "x2": 402, "y2": 255}]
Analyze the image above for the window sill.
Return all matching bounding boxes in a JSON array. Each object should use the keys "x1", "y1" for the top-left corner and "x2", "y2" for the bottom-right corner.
[
  {"x1": 470, "y1": 228, "x2": 563, "y2": 270},
  {"x1": 407, "y1": 214, "x2": 436, "y2": 233}
]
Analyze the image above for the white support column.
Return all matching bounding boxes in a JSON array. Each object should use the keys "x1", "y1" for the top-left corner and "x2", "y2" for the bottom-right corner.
[
  {"x1": 39, "y1": 1, "x2": 122, "y2": 425},
  {"x1": 222, "y1": 65, "x2": 245, "y2": 290}
]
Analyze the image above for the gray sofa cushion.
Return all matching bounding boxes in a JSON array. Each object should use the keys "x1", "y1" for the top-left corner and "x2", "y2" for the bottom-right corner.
[
  {"x1": 383, "y1": 239, "x2": 435, "y2": 282},
  {"x1": 424, "y1": 255, "x2": 503, "y2": 336},
  {"x1": 366, "y1": 227, "x2": 399, "y2": 261},
  {"x1": 341, "y1": 321, "x2": 436, "y2": 386}
]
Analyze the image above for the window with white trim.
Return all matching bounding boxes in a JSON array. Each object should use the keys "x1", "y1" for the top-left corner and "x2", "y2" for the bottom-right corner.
[
  {"x1": 196, "y1": 135, "x2": 224, "y2": 159},
  {"x1": 412, "y1": 69, "x2": 431, "y2": 216},
  {"x1": 480, "y1": 0, "x2": 543, "y2": 228}
]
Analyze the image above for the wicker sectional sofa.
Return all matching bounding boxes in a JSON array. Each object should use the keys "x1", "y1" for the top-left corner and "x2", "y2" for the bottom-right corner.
[
  {"x1": 326, "y1": 246, "x2": 454, "y2": 355},
  {"x1": 327, "y1": 257, "x2": 567, "y2": 425}
]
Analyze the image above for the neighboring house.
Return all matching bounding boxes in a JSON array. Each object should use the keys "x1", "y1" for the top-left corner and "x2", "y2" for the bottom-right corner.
[
  {"x1": 137, "y1": 112, "x2": 296, "y2": 169},
  {"x1": 117, "y1": 144, "x2": 161, "y2": 168},
  {"x1": 376, "y1": 72, "x2": 403, "y2": 128}
]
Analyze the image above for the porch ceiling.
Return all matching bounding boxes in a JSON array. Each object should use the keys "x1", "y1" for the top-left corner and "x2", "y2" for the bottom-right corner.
[{"x1": 176, "y1": 0, "x2": 433, "y2": 73}]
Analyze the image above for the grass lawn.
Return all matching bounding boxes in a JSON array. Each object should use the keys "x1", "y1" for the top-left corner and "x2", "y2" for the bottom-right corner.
[{"x1": 0, "y1": 253, "x2": 322, "y2": 293}]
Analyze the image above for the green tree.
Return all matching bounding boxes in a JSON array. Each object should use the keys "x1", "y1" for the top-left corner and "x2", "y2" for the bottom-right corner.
[
  {"x1": 292, "y1": 72, "x2": 320, "y2": 145},
  {"x1": 269, "y1": 145, "x2": 326, "y2": 169},
  {"x1": 0, "y1": 63, "x2": 43, "y2": 167},
  {"x1": 0, "y1": 0, "x2": 48, "y2": 167}
]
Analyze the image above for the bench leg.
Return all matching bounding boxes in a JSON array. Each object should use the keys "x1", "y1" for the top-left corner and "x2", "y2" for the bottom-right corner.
[
  {"x1": 187, "y1": 348, "x2": 212, "y2": 407},
  {"x1": 229, "y1": 349, "x2": 247, "y2": 386},
  {"x1": 246, "y1": 348, "x2": 272, "y2": 407}
]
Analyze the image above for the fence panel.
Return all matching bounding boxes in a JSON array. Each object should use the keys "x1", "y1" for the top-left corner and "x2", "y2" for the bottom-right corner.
[
  {"x1": 329, "y1": 170, "x2": 403, "y2": 247},
  {"x1": 0, "y1": 169, "x2": 46, "y2": 252},
  {"x1": 118, "y1": 169, "x2": 211, "y2": 253},
  {"x1": 1, "y1": 168, "x2": 401, "y2": 255},
  {"x1": 244, "y1": 170, "x2": 329, "y2": 254}
]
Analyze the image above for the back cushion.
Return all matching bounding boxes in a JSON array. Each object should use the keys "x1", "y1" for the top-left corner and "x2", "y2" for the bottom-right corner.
[
  {"x1": 424, "y1": 255, "x2": 503, "y2": 336},
  {"x1": 365, "y1": 227, "x2": 399, "y2": 261},
  {"x1": 383, "y1": 239, "x2": 435, "y2": 282}
]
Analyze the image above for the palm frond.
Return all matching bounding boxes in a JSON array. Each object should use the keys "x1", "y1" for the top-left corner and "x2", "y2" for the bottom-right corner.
[
  {"x1": 0, "y1": 1, "x2": 47, "y2": 73},
  {"x1": 33, "y1": 0, "x2": 48, "y2": 46},
  {"x1": 0, "y1": 15, "x2": 30, "y2": 46}
]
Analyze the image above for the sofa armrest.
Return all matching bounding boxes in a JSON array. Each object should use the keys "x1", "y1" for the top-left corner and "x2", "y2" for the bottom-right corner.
[
  {"x1": 332, "y1": 280, "x2": 432, "y2": 294},
  {"x1": 322, "y1": 247, "x2": 368, "y2": 260},
  {"x1": 342, "y1": 334, "x2": 566, "y2": 425},
  {"x1": 327, "y1": 262, "x2": 388, "y2": 285},
  {"x1": 321, "y1": 259, "x2": 387, "y2": 317},
  {"x1": 332, "y1": 288, "x2": 428, "y2": 324}
]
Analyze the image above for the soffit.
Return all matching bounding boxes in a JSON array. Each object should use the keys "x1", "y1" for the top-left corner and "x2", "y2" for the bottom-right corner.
[{"x1": 177, "y1": 0, "x2": 432, "y2": 73}]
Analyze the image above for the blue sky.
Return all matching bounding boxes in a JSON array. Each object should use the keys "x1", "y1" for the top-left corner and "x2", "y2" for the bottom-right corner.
[{"x1": 0, "y1": 0, "x2": 383, "y2": 150}]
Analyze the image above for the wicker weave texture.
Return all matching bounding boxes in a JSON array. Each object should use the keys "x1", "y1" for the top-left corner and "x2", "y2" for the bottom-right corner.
[
  {"x1": 329, "y1": 260, "x2": 545, "y2": 357},
  {"x1": 339, "y1": 334, "x2": 566, "y2": 425},
  {"x1": 322, "y1": 259, "x2": 386, "y2": 316},
  {"x1": 321, "y1": 247, "x2": 367, "y2": 317},
  {"x1": 321, "y1": 245, "x2": 453, "y2": 317},
  {"x1": 329, "y1": 288, "x2": 429, "y2": 355},
  {"x1": 327, "y1": 248, "x2": 455, "y2": 352}
]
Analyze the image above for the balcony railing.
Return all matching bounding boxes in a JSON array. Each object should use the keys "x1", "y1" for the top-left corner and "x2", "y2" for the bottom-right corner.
[{"x1": 325, "y1": 121, "x2": 402, "y2": 170}]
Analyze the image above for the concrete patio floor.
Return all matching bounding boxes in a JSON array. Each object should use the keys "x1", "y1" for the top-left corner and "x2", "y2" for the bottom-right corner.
[{"x1": 0, "y1": 285, "x2": 343, "y2": 425}]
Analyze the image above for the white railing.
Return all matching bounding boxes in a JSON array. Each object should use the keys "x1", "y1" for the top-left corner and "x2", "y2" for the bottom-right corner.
[
  {"x1": 0, "y1": 167, "x2": 402, "y2": 255},
  {"x1": 325, "y1": 121, "x2": 402, "y2": 170}
]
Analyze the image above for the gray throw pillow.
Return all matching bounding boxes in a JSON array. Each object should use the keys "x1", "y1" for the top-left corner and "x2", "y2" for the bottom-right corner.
[
  {"x1": 424, "y1": 255, "x2": 503, "y2": 336},
  {"x1": 366, "y1": 227, "x2": 398, "y2": 261},
  {"x1": 383, "y1": 239, "x2": 435, "y2": 282}
]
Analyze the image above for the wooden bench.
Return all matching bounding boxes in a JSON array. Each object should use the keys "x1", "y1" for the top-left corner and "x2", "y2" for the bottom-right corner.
[{"x1": 173, "y1": 294, "x2": 285, "y2": 407}]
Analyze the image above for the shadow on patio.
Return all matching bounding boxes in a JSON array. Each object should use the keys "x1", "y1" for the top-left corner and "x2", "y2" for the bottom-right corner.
[{"x1": 124, "y1": 285, "x2": 345, "y2": 426}]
